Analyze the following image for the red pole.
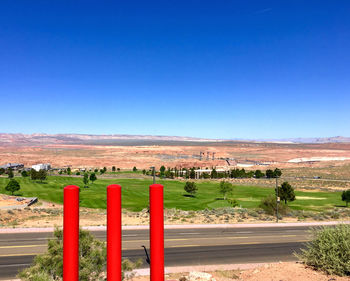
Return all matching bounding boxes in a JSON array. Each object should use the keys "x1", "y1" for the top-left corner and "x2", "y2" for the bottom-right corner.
[
  {"x1": 150, "y1": 184, "x2": 164, "y2": 281},
  {"x1": 107, "y1": 184, "x2": 122, "y2": 281},
  {"x1": 63, "y1": 185, "x2": 79, "y2": 281}
]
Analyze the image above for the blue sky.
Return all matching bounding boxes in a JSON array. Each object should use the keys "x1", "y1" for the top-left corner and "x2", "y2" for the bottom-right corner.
[{"x1": 0, "y1": 1, "x2": 349, "y2": 139}]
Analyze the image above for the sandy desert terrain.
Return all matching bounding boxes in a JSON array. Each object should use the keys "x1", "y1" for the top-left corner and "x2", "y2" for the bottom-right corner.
[{"x1": 1, "y1": 134, "x2": 350, "y2": 170}]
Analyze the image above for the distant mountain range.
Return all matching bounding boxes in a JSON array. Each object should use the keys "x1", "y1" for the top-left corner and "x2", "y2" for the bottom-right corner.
[
  {"x1": 0, "y1": 133, "x2": 224, "y2": 146},
  {"x1": 264, "y1": 136, "x2": 350, "y2": 144},
  {"x1": 0, "y1": 133, "x2": 349, "y2": 146}
]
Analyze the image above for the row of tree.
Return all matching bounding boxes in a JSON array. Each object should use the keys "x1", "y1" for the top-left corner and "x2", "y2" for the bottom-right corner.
[
  {"x1": 155, "y1": 166, "x2": 283, "y2": 180},
  {"x1": 58, "y1": 166, "x2": 139, "y2": 176},
  {"x1": 29, "y1": 169, "x2": 48, "y2": 182}
]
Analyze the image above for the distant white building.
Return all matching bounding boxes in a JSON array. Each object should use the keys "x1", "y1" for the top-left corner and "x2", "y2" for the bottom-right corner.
[{"x1": 32, "y1": 163, "x2": 51, "y2": 171}]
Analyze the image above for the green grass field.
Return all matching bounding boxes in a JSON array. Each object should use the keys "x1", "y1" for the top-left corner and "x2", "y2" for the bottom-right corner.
[{"x1": 0, "y1": 176, "x2": 345, "y2": 212}]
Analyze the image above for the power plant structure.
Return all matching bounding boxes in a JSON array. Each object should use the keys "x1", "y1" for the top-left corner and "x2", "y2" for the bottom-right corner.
[{"x1": 198, "y1": 151, "x2": 216, "y2": 161}]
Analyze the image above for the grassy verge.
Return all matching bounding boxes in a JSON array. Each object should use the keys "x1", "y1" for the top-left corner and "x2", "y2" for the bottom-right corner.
[{"x1": 0, "y1": 176, "x2": 345, "y2": 212}]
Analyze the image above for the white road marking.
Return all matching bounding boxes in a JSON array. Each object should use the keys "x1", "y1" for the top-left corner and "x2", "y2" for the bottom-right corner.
[{"x1": 0, "y1": 263, "x2": 31, "y2": 268}]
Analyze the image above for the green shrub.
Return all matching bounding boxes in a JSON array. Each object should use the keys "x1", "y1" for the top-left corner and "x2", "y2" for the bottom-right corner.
[
  {"x1": 19, "y1": 228, "x2": 141, "y2": 280},
  {"x1": 227, "y1": 199, "x2": 239, "y2": 207},
  {"x1": 259, "y1": 194, "x2": 289, "y2": 216},
  {"x1": 247, "y1": 210, "x2": 259, "y2": 218},
  {"x1": 296, "y1": 224, "x2": 350, "y2": 276}
]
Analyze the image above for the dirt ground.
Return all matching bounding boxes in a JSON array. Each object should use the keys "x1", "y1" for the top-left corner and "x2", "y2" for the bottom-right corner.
[
  {"x1": 1, "y1": 199, "x2": 350, "y2": 228},
  {"x1": 0, "y1": 194, "x2": 34, "y2": 208},
  {"x1": 237, "y1": 262, "x2": 350, "y2": 281},
  {"x1": 129, "y1": 262, "x2": 350, "y2": 281}
]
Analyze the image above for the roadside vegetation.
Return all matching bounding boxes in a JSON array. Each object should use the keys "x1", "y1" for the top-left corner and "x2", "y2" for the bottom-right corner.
[
  {"x1": 297, "y1": 224, "x2": 350, "y2": 276},
  {"x1": 18, "y1": 228, "x2": 141, "y2": 281}
]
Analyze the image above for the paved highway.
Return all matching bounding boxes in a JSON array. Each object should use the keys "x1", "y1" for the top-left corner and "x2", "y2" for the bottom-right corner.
[{"x1": 0, "y1": 226, "x2": 312, "y2": 280}]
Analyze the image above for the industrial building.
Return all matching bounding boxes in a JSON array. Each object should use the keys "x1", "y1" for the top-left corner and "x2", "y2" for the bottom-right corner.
[{"x1": 31, "y1": 163, "x2": 51, "y2": 172}]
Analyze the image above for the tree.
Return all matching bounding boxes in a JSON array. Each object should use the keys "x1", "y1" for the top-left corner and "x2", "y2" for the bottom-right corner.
[
  {"x1": 100, "y1": 169, "x2": 105, "y2": 175},
  {"x1": 341, "y1": 189, "x2": 350, "y2": 207},
  {"x1": 38, "y1": 169, "x2": 47, "y2": 182},
  {"x1": 7, "y1": 168, "x2": 14, "y2": 179},
  {"x1": 164, "y1": 170, "x2": 174, "y2": 179},
  {"x1": 67, "y1": 167, "x2": 71, "y2": 175},
  {"x1": 219, "y1": 181, "x2": 234, "y2": 200},
  {"x1": 30, "y1": 169, "x2": 38, "y2": 180},
  {"x1": 273, "y1": 168, "x2": 282, "y2": 178},
  {"x1": 160, "y1": 165, "x2": 166, "y2": 176},
  {"x1": 276, "y1": 181, "x2": 295, "y2": 204},
  {"x1": 21, "y1": 170, "x2": 28, "y2": 177},
  {"x1": 133, "y1": 166, "x2": 137, "y2": 172},
  {"x1": 142, "y1": 169, "x2": 146, "y2": 175},
  {"x1": 189, "y1": 168, "x2": 195, "y2": 179},
  {"x1": 103, "y1": 167, "x2": 107, "y2": 172},
  {"x1": 211, "y1": 168, "x2": 218, "y2": 179},
  {"x1": 184, "y1": 181, "x2": 198, "y2": 196},
  {"x1": 254, "y1": 170, "x2": 265, "y2": 179},
  {"x1": 89, "y1": 173, "x2": 97, "y2": 184},
  {"x1": 266, "y1": 169, "x2": 274, "y2": 178},
  {"x1": 112, "y1": 166, "x2": 116, "y2": 172},
  {"x1": 94, "y1": 168, "x2": 98, "y2": 173},
  {"x1": 117, "y1": 168, "x2": 120, "y2": 171},
  {"x1": 83, "y1": 173, "x2": 89, "y2": 188},
  {"x1": 0, "y1": 168, "x2": 5, "y2": 175},
  {"x1": 6, "y1": 179, "x2": 20, "y2": 195}
]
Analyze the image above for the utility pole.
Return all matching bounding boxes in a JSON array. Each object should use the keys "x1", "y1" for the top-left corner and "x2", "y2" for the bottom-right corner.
[{"x1": 150, "y1": 167, "x2": 156, "y2": 184}]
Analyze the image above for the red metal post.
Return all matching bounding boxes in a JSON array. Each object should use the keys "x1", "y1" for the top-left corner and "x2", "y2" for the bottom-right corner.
[
  {"x1": 149, "y1": 184, "x2": 164, "y2": 281},
  {"x1": 63, "y1": 185, "x2": 80, "y2": 281},
  {"x1": 107, "y1": 184, "x2": 122, "y2": 281}
]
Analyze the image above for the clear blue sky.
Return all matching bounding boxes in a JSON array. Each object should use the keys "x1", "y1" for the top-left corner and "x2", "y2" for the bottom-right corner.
[{"x1": 1, "y1": 1, "x2": 349, "y2": 139}]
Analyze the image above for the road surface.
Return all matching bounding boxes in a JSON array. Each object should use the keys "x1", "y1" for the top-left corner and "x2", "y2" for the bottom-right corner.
[{"x1": 0, "y1": 225, "x2": 312, "y2": 280}]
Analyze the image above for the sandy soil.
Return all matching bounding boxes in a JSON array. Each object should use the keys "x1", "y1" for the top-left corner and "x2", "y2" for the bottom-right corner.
[
  {"x1": 0, "y1": 194, "x2": 32, "y2": 208},
  {"x1": 1, "y1": 141, "x2": 350, "y2": 170},
  {"x1": 237, "y1": 262, "x2": 350, "y2": 281},
  {"x1": 1, "y1": 200, "x2": 350, "y2": 228},
  {"x1": 129, "y1": 262, "x2": 350, "y2": 281}
]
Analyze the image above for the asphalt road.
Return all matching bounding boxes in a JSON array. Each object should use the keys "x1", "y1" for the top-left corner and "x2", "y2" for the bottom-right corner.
[{"x1": 0, "y1": 226, "x2": 312, "y2": 280}]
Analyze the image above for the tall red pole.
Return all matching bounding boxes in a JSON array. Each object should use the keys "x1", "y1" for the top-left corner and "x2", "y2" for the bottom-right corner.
[
  {"x1": 63, "y1": 185, "x2": 79, "y2": 281},
  {"x1": 150, "y1": 184, "x2": 164, "y2": 281},
  {"x1": 107, "y1": 184, "x2": 122, "y2": 281}
]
